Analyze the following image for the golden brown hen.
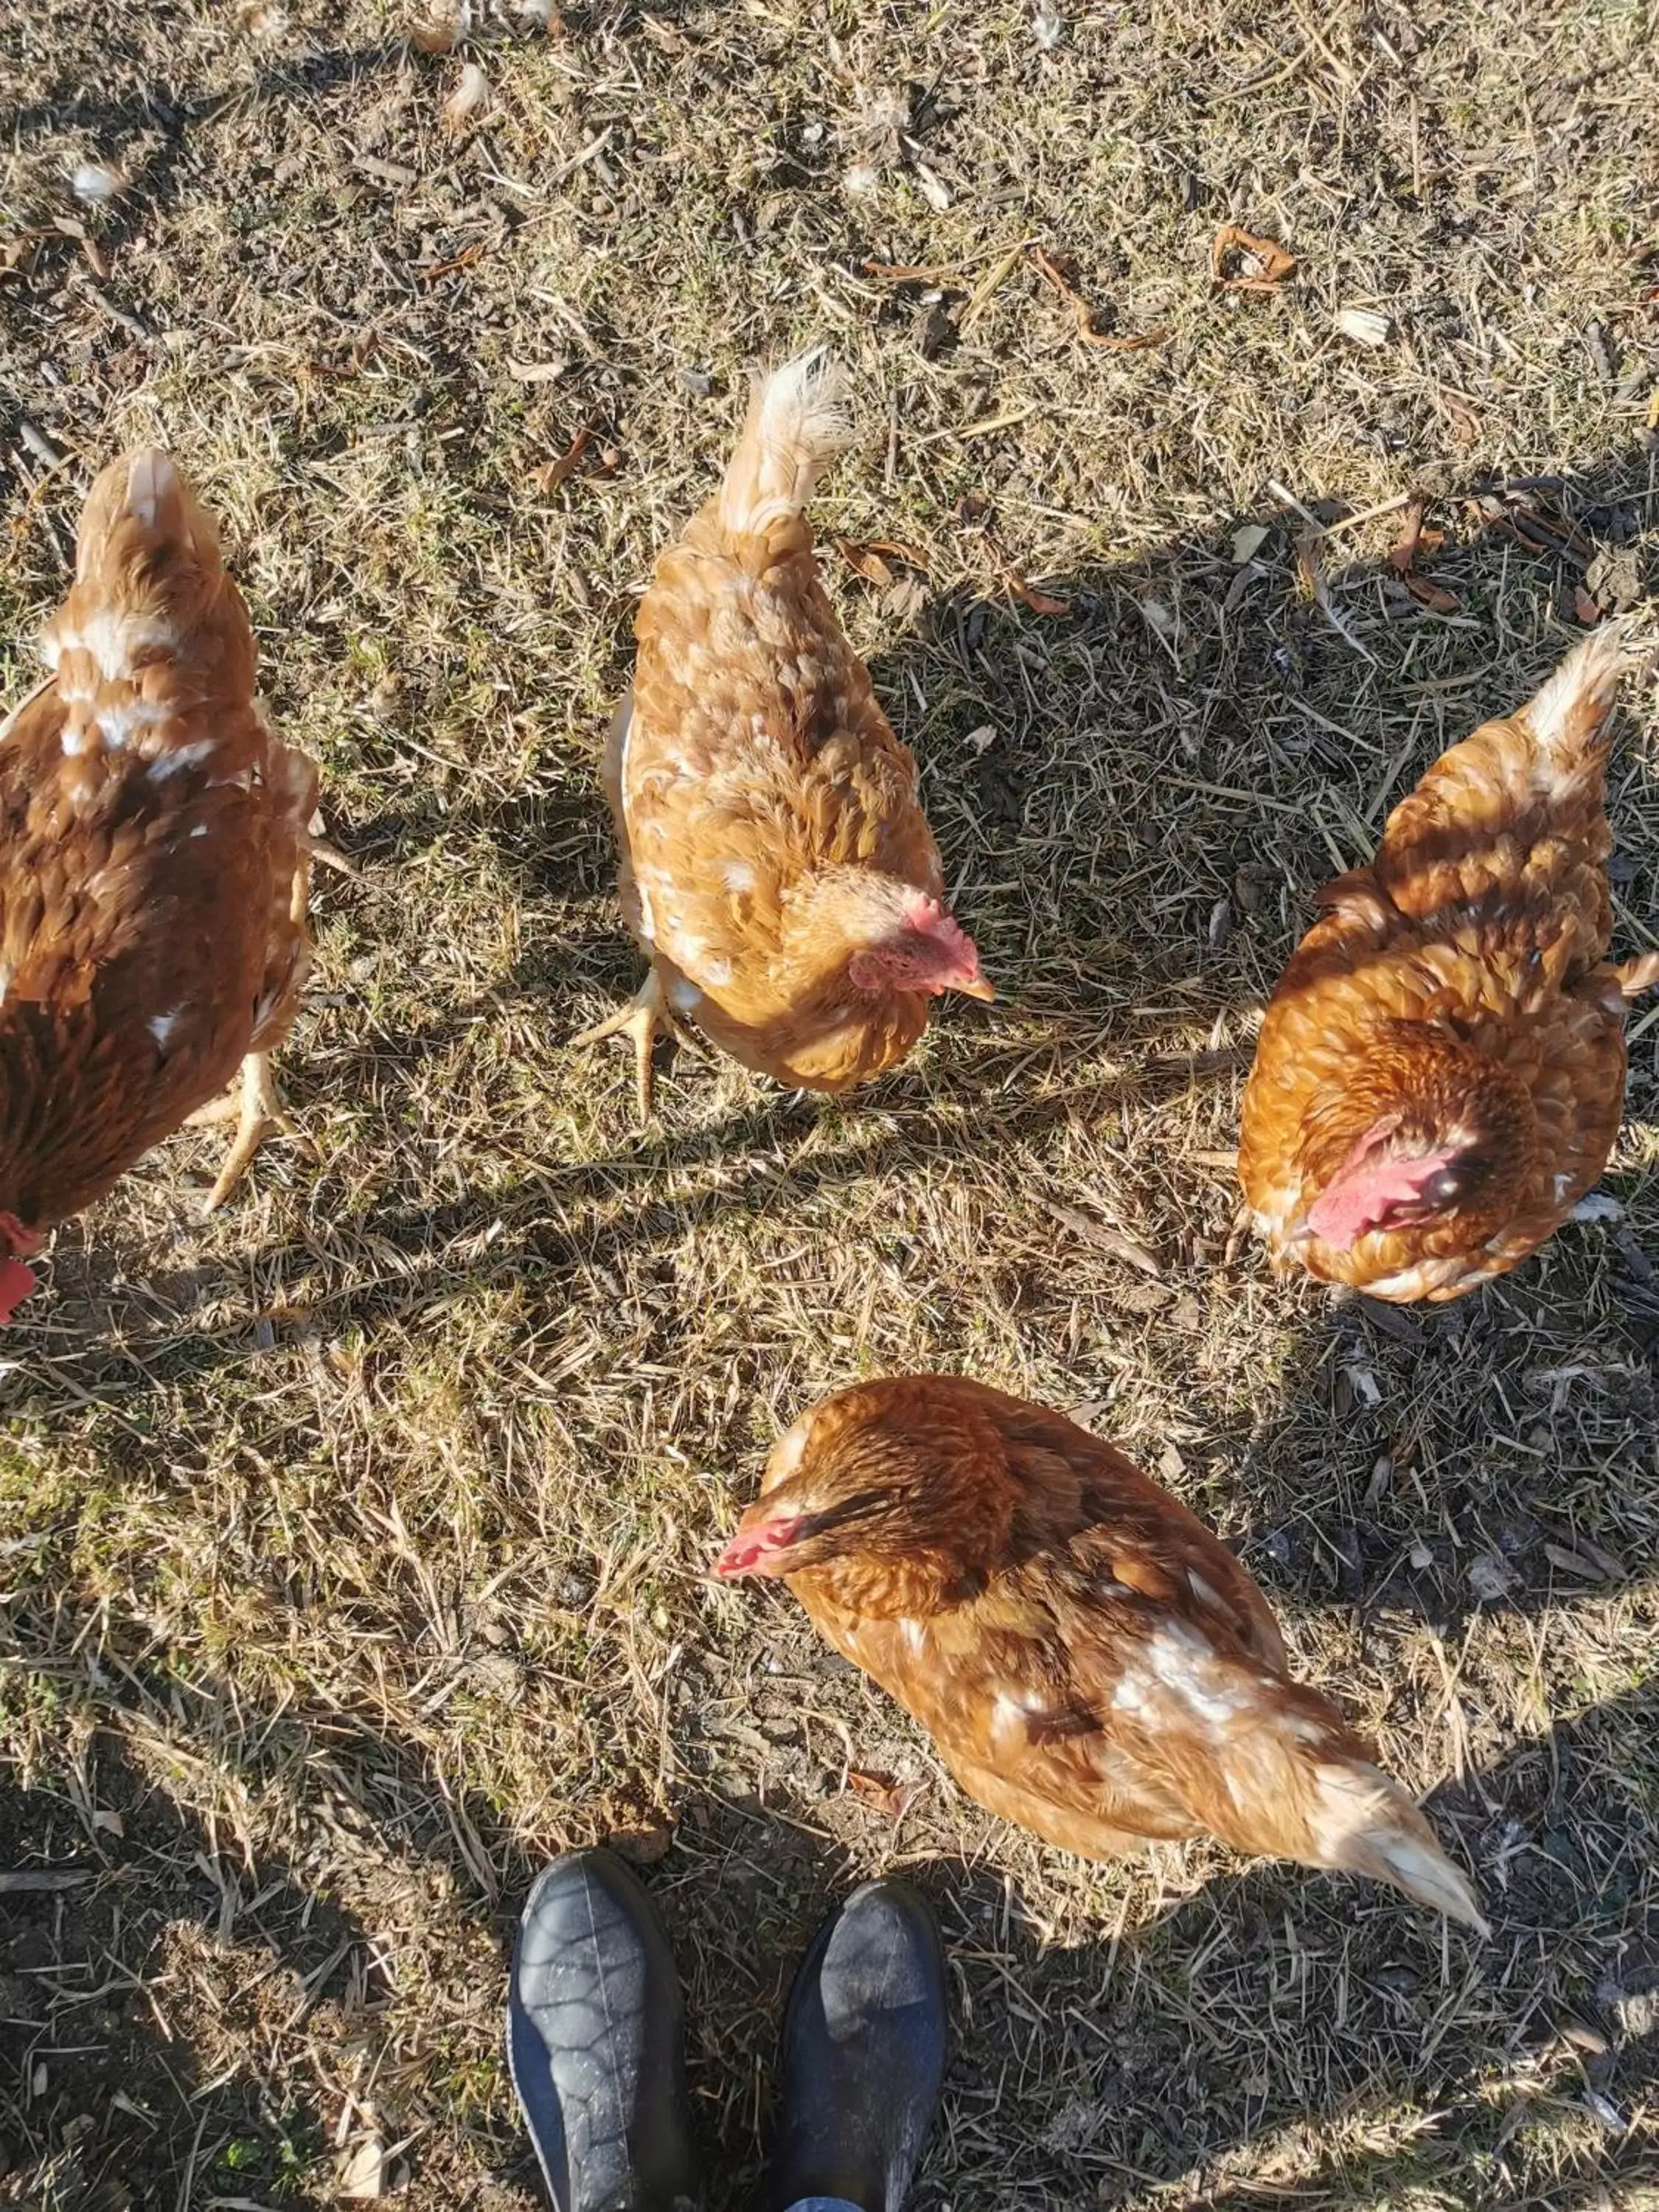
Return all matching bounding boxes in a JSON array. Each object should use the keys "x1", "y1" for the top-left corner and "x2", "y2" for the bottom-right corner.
[
  {"x1": 0, "y1": 451, "x2": 327, "y2": 1321},
  {"x1": 716, "y1": 1374, "x2": 1485, "y2": 1932},
  {"x1": 1240, "y1": 624, "x2": 1657, "y2": 1301},
  {"x1": 578, "y1": 349, "x2": 992, "y2": 1118}
]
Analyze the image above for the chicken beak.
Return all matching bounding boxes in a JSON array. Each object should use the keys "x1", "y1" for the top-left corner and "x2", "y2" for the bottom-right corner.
[{"x1": 954, "y1": 975, "x2": 997, "y2": 1004}]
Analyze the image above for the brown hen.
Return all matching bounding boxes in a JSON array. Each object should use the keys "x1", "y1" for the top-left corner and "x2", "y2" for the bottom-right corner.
[
  {"x1": 577, "y1": 349, "x2": 992, "y2": 1117},
  {"x1": 716, "y1": 1375, "x2": 1485, "y2": 1931},
  {"x1": 1240, "y1": 624, "x2": 1658, "y2": 1301},
  {"x1": 0, "y1": 451, "x2": 328, "y2": 1321}
]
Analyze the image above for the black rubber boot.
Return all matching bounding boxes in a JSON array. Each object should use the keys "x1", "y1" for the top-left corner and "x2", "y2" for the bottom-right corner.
[
  {"x1": 507, "y1": 1848, "x2": 703, "y2": 2212},
  {"x1": 765, "y1": 1878, "x2": 947, "y2": 2212}
]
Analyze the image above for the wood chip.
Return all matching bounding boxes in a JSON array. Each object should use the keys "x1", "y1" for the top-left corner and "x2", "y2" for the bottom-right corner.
[{"x1": 1210, "y1": 224, "x2": 1297, "y2": 291}]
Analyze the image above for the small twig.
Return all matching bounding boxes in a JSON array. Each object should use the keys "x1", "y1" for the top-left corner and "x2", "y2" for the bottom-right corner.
[
  {"x1": 83, "y1": 284, "x2": 156, "y2": 343},
  {"x1": 0, "y1": 1868, "x2": 93, "y2": 1893}
]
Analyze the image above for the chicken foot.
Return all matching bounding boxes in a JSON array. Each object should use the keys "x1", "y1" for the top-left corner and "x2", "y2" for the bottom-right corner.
[
  {"x1": 573, "y1": 970, "x2": 698, "y2": 1121},
  {"x1": 187, "y1": 1051, "x2": 300, "y2": 1214}
]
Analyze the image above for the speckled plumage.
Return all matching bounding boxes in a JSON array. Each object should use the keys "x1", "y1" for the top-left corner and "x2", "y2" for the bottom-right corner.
[
  {"x1": 1240, "y1": 625, "x2": 1654, "y2": 1301},
  {"x1": 589, "y1": 352, "x2": 986, "y2": 1107},
  {"x1": 719, "y1": 1376, "x2": 1484, "y2": 1928},
  {"x1": 0, "y1": 451, "x2": 316, "y2": 1251}
]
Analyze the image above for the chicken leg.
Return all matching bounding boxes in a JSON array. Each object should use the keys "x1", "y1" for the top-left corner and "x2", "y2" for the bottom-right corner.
[
  {"x1": 573, "y1": 969, "x2": 700, "y2": 1122},
  {"x1": 188, "y1": 1051, "x2": 296, "y2": 1214}
]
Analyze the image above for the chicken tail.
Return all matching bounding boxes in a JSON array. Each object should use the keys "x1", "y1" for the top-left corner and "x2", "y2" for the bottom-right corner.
[
  {"x1": 715, "y1": 347, "x2": 854, "y2": 540},
  {"x1": 43, "y1": 450, "x2": 256, "y2": 759},
  {"x1": 1524, "y1": 616, "x2": 1644, "y2": 769},
  {"x1": 69, "y1": 448, "x2": 223, "y2": 596},
  {"x1": 1306, "y1": 1758, "x2": 1489, "y2": 1934}
]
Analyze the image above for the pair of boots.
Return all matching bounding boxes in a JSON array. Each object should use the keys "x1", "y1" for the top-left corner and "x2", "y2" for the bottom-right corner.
[{"x1": 507, "y1": 1850, "x2": 947, "y2": 2212}]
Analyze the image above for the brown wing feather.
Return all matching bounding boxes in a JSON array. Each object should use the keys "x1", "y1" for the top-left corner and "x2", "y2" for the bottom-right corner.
[
  {"x1": 1240, "y1": 658, "x2": 1633, "y2": 1300},
  {"x1": 0, "y1": 451, "x2": 316, "y2": 1233},
  {"x1": 616, "y1": 514, "x2": 943, "y2": 1092}
]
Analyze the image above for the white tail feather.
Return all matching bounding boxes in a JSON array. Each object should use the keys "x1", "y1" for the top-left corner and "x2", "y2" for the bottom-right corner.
[
  {"x1": 716, "y1": 347, "x2": 855, "y2": 538},
  {"x1": 1526, "y1": 616, "x2": 1643, "y2": 763},
  {"x1": 124, "y1": 449, "x2": 177, "y2": 529},
  {"x1": 1310, "y1": 1761, "x2": 1489, "y2": 1934}
]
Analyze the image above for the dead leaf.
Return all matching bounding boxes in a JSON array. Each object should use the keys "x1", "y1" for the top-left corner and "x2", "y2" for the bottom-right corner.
[
  {"x1": 1438, "y1": 390, "x2": 1480, "y2": 445},
  {"x1": 1211, "y1": 223, "x2": 1297, "y2": 292},
  {"x1": 911, "y1": 159, "x2": 952, "y2": 213},
  {"x1": 1006, "y1": 574, "x2": 1071, "y2": 616},
  {"x1": 506, "y1": 355, "x2": 571, "y2": 384},
  {"x1": 0, "y1": 232, "x2": 46, "y2": 279},
  {"x1": 443, "y1": 60, "x2": 490, "y2": 133},
  {"x1": 836, "y1": 535, "x2": 928, "y2": 589},
  {"x1": 335, "y1": 2130, "x2": 390, "y2": 2199},
  {"x1": 1544, "y1": 1541, "x2": 1608, "y2": 1581},
  {"x1": 834, "y1": 538, "x2": 895, "y2": 588},
  {"x1": 1231, "y1": 521, "x2": 1270, "y2": 564},
  {"x1": 1575, "y1": 584, "x2": 1604, "y2": 624},
  {"x1": 529, "y1": 419, "x2": 597, "y2": 493},
  {"x1": 979, "y1": 527, "x2": 1070, "y2": 615},
  {"x1": 1385, "y1": 495, "x2": 1443, "y2": 576},
  {"x1": 846, "y1": 1770, "x2": 925, "y2": 1820},
  {"x1": 1403, "y1": 572, "x2": 1459, "y2": 613},
  {"x1": 1029, "y1": 243, "x2": 1171, "y2": 350},
  {"x1": 409, "y1": 12, "x2": 456, "y2": 49}
]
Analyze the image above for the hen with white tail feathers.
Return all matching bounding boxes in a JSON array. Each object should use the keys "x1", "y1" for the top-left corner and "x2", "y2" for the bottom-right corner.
[
  {"x1": 1242, "y1": 619, "x2": 1659, "y2": 1301},
  {"x1": 716, "y1": 1376, "x2": 1486, "y2": 1933},
  {"x1": 577, "y1": 348, "x2": 992, "y2": 1118}
]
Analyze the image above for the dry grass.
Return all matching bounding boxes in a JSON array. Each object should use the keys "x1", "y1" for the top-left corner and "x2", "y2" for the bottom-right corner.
[{"x1": 2, "y1": 0, "x2": 1659, "y2": 2205}]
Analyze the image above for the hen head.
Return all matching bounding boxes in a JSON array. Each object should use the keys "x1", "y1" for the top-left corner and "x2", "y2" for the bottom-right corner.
[
  {"x1": 0, "y1": 1212, "x2": 43, "y2": 1324},
  {"x1": 793, "y1": 872, "x2": 994, "y2": 1004},
  {"x1": 714, "y1": 1378, "x2": 1016, "y2": 1615},
  {"x1": 1297, "y1": 1034, "x2": 1536, "y2": 1253}
]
